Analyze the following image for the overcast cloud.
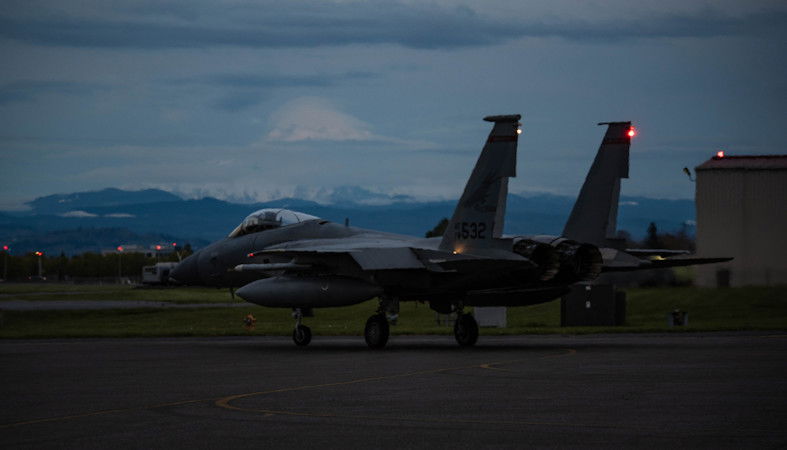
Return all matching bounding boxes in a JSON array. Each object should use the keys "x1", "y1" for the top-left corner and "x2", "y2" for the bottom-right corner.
[{"x1": 1, "y1": 0, "x2": 786, "y2": 209}]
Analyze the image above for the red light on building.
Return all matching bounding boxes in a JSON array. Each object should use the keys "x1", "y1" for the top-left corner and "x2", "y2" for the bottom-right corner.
[
  {"x1": 247, "y1": 253, "x2": 254, "y2": 258},
  {"x1": 2, "y1": 245, "x2": 8, "y2": 251},
  {"x1": 117, "y1": 246, "x2": 124, "y2": 252},
  {"x1": 155, "y1": 245, "x2": 162, "y2": 251},
  {"x1": 627, "y1": 127, "x2": 636, "y2": 138},
  {"x1": 716, "y1": 150, "x2": 725, "y2": 158},
  {"x1": 172, "y1": 242, "x2": 177, "y2": 247}
]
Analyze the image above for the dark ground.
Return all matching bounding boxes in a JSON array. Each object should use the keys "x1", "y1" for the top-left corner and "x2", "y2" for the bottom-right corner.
[{"x1": 1, "y1": 333, "x2": 785, "y2": 449}]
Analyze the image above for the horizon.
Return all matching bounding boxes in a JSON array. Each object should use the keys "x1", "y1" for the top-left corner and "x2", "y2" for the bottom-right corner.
[{"x1": 2, "y1": 184, "x2": 699, "y2": 214}]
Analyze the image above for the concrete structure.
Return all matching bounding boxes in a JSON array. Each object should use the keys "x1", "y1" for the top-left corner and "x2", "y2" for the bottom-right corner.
[
  {"x1": 695, "y1": 154, "x2": 787, "y2": 286},
  {"x1": 474, "y1": 306, "x2": 507, "y2": 327}
]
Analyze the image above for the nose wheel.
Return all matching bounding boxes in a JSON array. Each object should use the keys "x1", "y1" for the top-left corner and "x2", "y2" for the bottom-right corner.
[
  {"x1": 292, "y1": 308, "x2": 312, "y2": 346},
  {"x1": 293, "y1": 325, "x2": 312, "y2": 346}
]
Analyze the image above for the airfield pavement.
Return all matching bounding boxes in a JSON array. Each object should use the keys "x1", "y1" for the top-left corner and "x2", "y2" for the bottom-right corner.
[{"x1": 1, "y1": 333, "x2": 786, "y2": 449}]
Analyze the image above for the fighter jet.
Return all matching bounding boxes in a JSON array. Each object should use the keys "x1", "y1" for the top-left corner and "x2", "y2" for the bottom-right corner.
[{"x1": 171, "y1": 115, "x2": 729, "y2": 348}]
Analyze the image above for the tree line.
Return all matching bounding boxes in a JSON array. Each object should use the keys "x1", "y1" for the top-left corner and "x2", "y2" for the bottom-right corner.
[{"x1": 0, "y1": 245, "x2": 192, "y2": 282}]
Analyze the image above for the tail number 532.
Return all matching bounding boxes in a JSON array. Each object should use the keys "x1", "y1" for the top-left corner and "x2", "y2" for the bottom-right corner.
[{"x1": 454, "y1": 222, "x2": 487, "y2": 239}]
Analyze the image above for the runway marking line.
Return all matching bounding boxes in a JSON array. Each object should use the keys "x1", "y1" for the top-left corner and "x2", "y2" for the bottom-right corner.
[
  {"x1": 215, "y1": 349, "x2": 583, "y2": 427},
  {"x1": 0, "y1": 348, "x2": 576, "y2": 429},
  {"x1": 0, "y1": 398, "x2": 211, "y2": 429}
]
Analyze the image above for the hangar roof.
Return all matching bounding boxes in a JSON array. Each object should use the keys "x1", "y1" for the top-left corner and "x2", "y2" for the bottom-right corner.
[{"x1": 696, "y1": 154, "x2": 787, "y2": 171}]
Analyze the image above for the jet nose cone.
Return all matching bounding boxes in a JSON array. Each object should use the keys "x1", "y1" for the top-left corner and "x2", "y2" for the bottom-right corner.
[{"x1": 170, "y1": 253, "x2": 201, "y2": 285}]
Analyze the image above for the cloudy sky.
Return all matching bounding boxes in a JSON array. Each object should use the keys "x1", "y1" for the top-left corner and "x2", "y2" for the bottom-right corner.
[{"x1": 1, "y1": 0, "x2": 785, "y2": 209}]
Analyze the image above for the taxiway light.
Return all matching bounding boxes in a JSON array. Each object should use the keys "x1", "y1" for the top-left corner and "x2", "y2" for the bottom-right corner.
[
  {"x1": 627, "y1": 127, "x2": 636, "y2": 138},
  {"x1": 717, "y1": 150, "x2": 724, "y2": 158}
]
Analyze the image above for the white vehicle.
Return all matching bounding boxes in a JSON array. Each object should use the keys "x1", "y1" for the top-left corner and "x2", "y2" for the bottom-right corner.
[{"x1": 142, "y1": 262, "x2": 179, "y2": 285}]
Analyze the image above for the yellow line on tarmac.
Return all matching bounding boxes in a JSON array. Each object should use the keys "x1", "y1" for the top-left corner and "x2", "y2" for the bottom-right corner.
[
  {"x1": 1, "y1": 348, "x2": 577, "y2": 429},
  {"x1": 215, "y1": 348, "x2": 578, "y2": 419},
  {"x1": 0, "y1": 398, "x2": 209, "y2": 429}
]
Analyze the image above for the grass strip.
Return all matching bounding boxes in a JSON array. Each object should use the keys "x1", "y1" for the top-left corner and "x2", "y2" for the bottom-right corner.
[{"x1": 1, "y1": 286, "x2": 785, "y2": 339}]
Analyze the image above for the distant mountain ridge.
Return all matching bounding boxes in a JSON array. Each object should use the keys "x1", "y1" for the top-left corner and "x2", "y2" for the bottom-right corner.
[
  {"x1": 27, "y1": 188, "x2": 182, "y2": 214},
  {"x1": 0, "y1": 188, "x2": 696, "y2": 255}
]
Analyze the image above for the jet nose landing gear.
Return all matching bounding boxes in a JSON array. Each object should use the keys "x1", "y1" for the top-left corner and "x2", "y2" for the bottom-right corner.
[{"x1": 292, "y1": 308, "x2": 312, "y2": 346}]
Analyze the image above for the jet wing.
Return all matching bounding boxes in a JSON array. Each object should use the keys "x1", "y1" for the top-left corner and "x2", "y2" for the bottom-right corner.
[
  {"x1": 251, "y1": 247, "x2": 426, "y2": 271},
  {"x1": 246, "y1": 245, "x2": 534, "y2": 276},
  {"x1": 428, "y1": 257, "x2": 535, "y2": 274}
]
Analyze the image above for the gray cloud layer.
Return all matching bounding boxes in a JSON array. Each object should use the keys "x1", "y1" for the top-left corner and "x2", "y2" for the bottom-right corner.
[
  {"x1": 0, "y1": 81, "x2": 105, "y2": 105},
  {"x1": 2, "y1": 2, "x2": 785, "y2": 50}
]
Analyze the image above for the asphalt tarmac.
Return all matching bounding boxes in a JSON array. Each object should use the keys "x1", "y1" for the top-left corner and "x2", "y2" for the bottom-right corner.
[{"x1": 2, "y1": 333, "x2": 785, "y2": 449}]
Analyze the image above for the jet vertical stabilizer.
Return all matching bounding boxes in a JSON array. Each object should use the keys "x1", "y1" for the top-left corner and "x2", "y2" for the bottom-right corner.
[
  {"x1": 562, "y1": 121, "x2": 632, "y2": 248},
  {"x1": 439, "y1": 114, "x2": 521, "y2": 253}
]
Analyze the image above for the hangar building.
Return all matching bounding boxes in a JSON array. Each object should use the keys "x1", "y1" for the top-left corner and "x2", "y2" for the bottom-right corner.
[{"x1": 694, "y1": 154, "x2": 787, "y2": 287}]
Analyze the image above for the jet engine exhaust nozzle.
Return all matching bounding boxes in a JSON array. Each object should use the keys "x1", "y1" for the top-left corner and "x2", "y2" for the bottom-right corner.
[
  {"x1": 512, "y1": 238, "x2": 560, "y2": 281},
  {"x1": 554, "y1": 241, "x2": 603, "y2": 282}
]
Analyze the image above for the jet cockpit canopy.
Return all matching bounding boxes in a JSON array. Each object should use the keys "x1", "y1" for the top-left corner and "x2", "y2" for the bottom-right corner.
[{"x1": 228, "y1": 209, "x2": 320, "y2": 238}]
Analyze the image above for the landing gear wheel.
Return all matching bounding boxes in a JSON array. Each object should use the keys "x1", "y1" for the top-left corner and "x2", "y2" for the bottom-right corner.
[
  {"x1": 364, "y1": 314, "x2": 390, "y2": 349},
  {"x1": 454, "y1": 314, "x2": 479, "y2": 347},
  {"x1": 292, "y1": 325, "x2": 312, "y2": 346}
]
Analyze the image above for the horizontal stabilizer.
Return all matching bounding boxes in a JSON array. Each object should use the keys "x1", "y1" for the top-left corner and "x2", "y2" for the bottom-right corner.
[
  {"x1": 602, "y1": 255, "x2": 732, "y2": 272},
  {"x1": 624, "y1": 248, "x2": 690, "y2": 257},
  {"x1": 646, "y1": 256, "x2": 733, "y2": 269}
]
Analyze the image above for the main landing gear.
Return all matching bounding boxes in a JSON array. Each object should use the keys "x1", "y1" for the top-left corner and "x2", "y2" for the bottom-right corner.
[
  {"x1": 454, "y1": 312, "x2": 479, "y2": 347},
  {"x1": 290, "y1": 300, "x2": 478, "y2": 348},
  {"x1": 292, "y1": 308, "x2": 312, "y2": 346},
  {"x1": 364, "y1": 314, "x2": 389, "y2": 349},
  {"x1": 364, "y1": 296, "x2": 397, "y2": 349}
]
